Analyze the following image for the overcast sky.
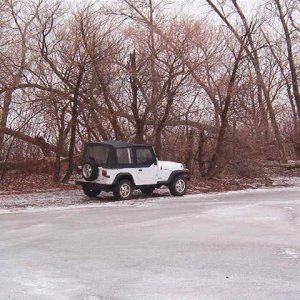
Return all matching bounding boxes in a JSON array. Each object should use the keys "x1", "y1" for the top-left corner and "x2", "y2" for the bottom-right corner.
[
  {"x1": 165, "y1": 0, "x2": 264, "y2": 20},
  {"x1": 67, "y1": 0, "x2": 264, "y2": 22},
  {"x1": 70, "y1": 0, "x2": 263, "y2": 12}
]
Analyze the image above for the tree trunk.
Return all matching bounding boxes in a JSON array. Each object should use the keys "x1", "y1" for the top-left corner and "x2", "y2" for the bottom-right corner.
[
  {"x1": 206, "y1": 45, "x2": 244, "y2": 179},
  {"x1": 53, "y1": 131, "x2": 64, "y2": 183},
  {"x1": 62, "y1": 67, "x2": 84, "y2": 183},
  {"x1": 0, "y1": 91, "x2": 13, "y2": 160},
  {"x1": 185, "y1": 129, "x2": 194, "y2": 172},
  {"x1": 197, "y1": 129, "x2": 205, "y2": 175},
  {"x1": 128, "y1": 50, "x2": 145, "y2": 143}
]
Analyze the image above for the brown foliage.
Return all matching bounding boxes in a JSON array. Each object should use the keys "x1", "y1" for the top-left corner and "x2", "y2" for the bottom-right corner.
[{"x1": 1, "y1": 0, "x2": 300, "y2": 183}]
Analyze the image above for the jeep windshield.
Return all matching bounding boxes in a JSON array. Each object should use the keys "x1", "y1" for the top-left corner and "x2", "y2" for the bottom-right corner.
[{"x1": 81, "y1": 144, "x2": 110, "y2": 166}]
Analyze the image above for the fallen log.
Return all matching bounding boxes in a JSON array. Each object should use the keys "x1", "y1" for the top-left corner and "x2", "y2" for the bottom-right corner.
[
  {"x1": 0, "y1": 156, "x2": 81, "y2": 172},
  {"x1": 0, "y1": 160, "x2": 51, "y2": 172},
  {"x1": 263, "y1": 160, "x2": 300, "y2": 169},
  {"x1": 0, "y1": 127, "x2": 68, "y2": 157}
]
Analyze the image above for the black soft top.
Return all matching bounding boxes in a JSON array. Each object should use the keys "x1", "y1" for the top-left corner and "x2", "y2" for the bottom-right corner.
[
  {"x1": 87, "y1": 140, "x2": 152, "y2": 149},
  {"x1": 82, "y1": 141, "x2": 157, "y2": 168}
]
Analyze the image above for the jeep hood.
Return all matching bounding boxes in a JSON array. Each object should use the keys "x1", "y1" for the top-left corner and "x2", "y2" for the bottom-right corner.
[{"x1": 157, "y1": 160, "x2": 184, "y2": 171}]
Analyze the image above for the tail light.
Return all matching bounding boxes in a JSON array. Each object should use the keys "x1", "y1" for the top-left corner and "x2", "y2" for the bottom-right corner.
[
  {"x1": 102, "y1": 169, "x2": 108, "y2": 177},
  {"x1": 76, "y1": 166, "x2": 82, "y2": 174}
]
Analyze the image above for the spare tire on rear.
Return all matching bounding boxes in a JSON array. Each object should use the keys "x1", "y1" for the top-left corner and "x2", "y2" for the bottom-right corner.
[{"x1": 82, "y1": 161, "x2": 99, "y2": 181}]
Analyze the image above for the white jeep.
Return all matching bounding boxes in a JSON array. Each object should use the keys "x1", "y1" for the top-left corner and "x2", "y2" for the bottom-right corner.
[{"x1": 76, "y1": 141, "x2": 190, "y2": 200}]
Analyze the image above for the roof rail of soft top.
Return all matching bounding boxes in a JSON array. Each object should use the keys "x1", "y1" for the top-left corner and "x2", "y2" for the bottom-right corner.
[{"x1": 85, "y1": 140, "x2": 153, "y2": 148}]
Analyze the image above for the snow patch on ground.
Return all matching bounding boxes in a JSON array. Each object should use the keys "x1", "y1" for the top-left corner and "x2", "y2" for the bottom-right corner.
[
  {"x1": 280, "y1": 248, "x2": 300, "y2": 259},
  {"x1": 0, "y1": 186, "x2": 300, "y2": 215},
  {"x1": 0, "y1": 188, "x2": 174, "y2": 214},
  {"x1": 271, "y1": 176, "x2": 300, "y2": 186}
]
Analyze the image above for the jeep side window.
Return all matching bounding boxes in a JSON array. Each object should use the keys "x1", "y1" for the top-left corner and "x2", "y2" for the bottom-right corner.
[
  {"x1": 136, "y1": 148, "x2": 154, "y2": 166},
  {"x1": 117, "y1": 148, "x2": 133, "y2": 165}
]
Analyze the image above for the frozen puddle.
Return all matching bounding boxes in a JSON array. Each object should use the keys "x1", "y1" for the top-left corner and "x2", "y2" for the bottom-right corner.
[
  {"x1": 205, "y1": 204, "x2": 282, "y2": 223},
  {"x1": 279, "y1": 248, "x2": 300, "y2": 259}
]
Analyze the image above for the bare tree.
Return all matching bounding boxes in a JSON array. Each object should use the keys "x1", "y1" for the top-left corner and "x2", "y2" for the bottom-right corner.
[
  {"x1": 273, "y1": 0, "x2": 300, "y2": 158},
  {"x1": 205, "y1": 0, "x2": 287, "y2": 162},
  {"x1": 0, "y1": 0, "x2": 43, "y2": 159}
]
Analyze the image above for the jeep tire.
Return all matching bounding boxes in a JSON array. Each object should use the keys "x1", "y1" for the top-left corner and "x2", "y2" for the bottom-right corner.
[
  {"x1": 169, "y1": 175, "x2": 187, "y2": 196},
  {"x1": 113, "y1": 179, "x2": 133, "y2": 200},
  {"x1": 82, "y1": 185, "x2": 101, "y2": 197},
  {"x1": 82, "y1": 161, "x2": 99, "y2": 181},
  {"x1": 141, "y1": 186, "x2": 155, "y2": 195}
]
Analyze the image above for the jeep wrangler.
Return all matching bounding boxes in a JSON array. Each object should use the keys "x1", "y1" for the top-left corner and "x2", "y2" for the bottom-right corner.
[{"x1": 76, "y1": 141, "x2": 190, "y2": 200}]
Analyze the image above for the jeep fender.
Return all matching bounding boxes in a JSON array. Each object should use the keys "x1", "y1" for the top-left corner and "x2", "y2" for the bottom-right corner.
[
  {"x1": 112, "y1": 173, "x2": 136, "y2": 186},
  {"x1": 167, "y1": 170, "x2": 190, "y2": 184},
  {"x1": 157, "y1": 170, "x2": 190, "y2": 186}
]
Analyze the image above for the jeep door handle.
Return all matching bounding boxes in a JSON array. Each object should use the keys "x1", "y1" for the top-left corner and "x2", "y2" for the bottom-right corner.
[{"x1": 139, "y1": 169, "x2": 142, "y2": 172}]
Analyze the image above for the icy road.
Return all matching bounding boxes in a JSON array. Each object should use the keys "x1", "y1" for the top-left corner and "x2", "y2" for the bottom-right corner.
[{"x1": 0, "y1": 188, "x2": 300, "y2": 300}]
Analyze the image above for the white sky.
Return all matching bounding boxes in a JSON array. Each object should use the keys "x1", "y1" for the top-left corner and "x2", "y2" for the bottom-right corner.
[
  {"x1": 169, "y1": 0, "x2": 264, "y2": 18},
  {"x1": 67, "y1": 0, "x2": 264, "y2": 23},
  {"x1": 70, "y1": 0, "x2": 263, "y2": 12}
]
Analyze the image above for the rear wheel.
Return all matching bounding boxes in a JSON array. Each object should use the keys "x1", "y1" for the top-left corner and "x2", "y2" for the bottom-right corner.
[
  {"x1": 82, "y1": 185, "x2": 101, "y2": 197},
  {"x1": 113, "y1": 179, "x2": 133, "y2": 200},
  {"x1": 169, "y1": 175, "x2": 187, "y2": 196},
  {"x1": 140, "y1": 186, "x2": 155, "y2": 195}
]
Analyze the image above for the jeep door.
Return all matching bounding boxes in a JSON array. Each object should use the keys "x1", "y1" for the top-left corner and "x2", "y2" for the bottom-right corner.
[{"x1": 134, "y1": 147, "x2": 158, "y2": 185}]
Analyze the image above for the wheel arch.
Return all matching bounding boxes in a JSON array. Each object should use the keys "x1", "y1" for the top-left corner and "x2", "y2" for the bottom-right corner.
[
  {"x1": 167, "y1": 170, "x2": 190, "y2": 184},
  {"x1": 112, "y1": 173, "x2": 136, "y2": 187}
]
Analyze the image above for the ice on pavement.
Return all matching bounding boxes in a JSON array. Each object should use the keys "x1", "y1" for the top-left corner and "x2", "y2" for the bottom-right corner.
[
  {"x1": 280, "y1": 248, "x2": 300, "y2": 259},
  {"x1": 0, "y1": 188, "x2": 300, "y2": 299}
]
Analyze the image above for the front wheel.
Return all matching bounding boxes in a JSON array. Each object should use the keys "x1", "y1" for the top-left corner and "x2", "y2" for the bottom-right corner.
[
  {"x1": 113, "y1": 180, "x2": 133, "y2": 200},
  {"x1": 82, "y1": 185, "x2": 101, "y2": 197},
  {"x1": 169, "y1": 175, "x2": 187, "y2": 196}
]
